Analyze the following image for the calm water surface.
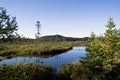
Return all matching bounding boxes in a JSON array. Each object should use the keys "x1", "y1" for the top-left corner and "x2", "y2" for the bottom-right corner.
[{"x1": 0, "y1": 46, "x2": 87, "y2": 68}]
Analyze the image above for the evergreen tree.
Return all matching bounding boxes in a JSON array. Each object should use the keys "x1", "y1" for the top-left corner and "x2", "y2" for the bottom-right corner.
[
  {"x1": 84, "y1": 17, "x2": 120, "y2": 79},
  {"x1": 103, "y1": 17, "x2": 120, "y2": 70},
  {"x1": 85, "y1": 32, "x2": 105, "y2": 79},
  {"x1": 0, "y1": 7, "x2": 18, "y2": 40}
]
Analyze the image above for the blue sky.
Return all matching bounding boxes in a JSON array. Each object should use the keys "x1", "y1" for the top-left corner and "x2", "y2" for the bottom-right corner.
[{"x1": 0, "y1": 0, "x2": 120, "y2": 38}]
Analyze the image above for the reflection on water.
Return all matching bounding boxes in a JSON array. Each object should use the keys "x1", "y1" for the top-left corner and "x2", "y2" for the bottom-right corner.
[{"x1": 0, "y1": 46, "x2": 87, "y2": 68}]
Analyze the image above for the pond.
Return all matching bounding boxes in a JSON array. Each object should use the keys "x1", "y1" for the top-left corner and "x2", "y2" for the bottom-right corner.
[{"x1": 0, "y1": 46, "x2": 87, "y2": 68}]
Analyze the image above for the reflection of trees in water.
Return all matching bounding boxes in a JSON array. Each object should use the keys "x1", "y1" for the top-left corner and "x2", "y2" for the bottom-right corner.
[
  {"x1": 15, "y1": 57, "x2": 17, "y2": 62},
  {"x1": 23, "y1": 57, "x2": 26, "y2": 62},
  {"x1": 55, "y1": 55, "x2": 61, "y2": 60},
  {"x1": 13, "y1": 57, "x2": 44, "y2": 65},
  {"x1": 35, "y1": 58, "x2": 44, "y2": 65}
]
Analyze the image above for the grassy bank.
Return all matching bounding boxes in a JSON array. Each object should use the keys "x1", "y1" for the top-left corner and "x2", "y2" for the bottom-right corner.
[{"x1": 0, "y1": 41, "x2": 86, "y2": 59}]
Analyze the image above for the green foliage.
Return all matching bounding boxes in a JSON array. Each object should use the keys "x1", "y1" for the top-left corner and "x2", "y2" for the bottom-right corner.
[
  {"x1": 0, "y1": 7, "x2": 19, "y2": 41},
  {"x1": 57, "y1": 62, "x2": 90, "y2": 80},
  {"x1": 104, "y1": 17, "x2": 120, "y2": 69},
  {"x1": 0, "y1": 62, "x2": 54, "y2": 80},
  {"x1": 57, "y1": 17, "x2": 120, "y2": 80},
  {"x1": 84, "y1": 17, "x2": 120, "y2": 80},
  {"x1": 56, "y1": 17, "x2": 120, "y2": 80}
]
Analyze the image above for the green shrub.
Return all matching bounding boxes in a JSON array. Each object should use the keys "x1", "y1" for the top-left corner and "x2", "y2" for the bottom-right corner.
[
  {"x1": 57, "y1": 62, "x2": 89, "y2": 80},
  {"x1": 0, "y1": 62, "x2": 54, "y2": 80}
]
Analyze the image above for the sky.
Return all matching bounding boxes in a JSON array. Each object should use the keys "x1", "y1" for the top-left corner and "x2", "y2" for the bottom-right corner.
[{"x1": 0, "y1": 0, "x2": 120, "y2": 38}]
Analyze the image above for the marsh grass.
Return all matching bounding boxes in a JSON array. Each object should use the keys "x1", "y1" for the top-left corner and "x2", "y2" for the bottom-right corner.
[{"x1": 0, "y1": 41, "x2": 85, "y2": 58}]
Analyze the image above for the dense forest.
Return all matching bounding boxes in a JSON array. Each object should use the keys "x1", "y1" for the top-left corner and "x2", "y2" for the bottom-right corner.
[
  {"x1": 39, "y1": 34, "x2": 89, "y2": 42},
  {"x1": 0, "y1": 7, "x2": 120, "y2": 80}
]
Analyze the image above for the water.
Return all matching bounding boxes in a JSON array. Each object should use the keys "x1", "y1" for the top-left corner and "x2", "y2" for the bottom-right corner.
[{"x1": 0, "y1": 46, "x2": 87, "y2": 68}]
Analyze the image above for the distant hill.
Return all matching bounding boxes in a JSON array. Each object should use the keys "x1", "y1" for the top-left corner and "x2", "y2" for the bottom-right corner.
[{"x1": 39, "y1": 34, "x2": 89, "y2": 41}]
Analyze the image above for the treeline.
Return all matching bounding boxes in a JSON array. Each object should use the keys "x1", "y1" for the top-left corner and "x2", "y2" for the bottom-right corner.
[{"x1": 39, "y1": 34, "x2": 89, "y2": 42}]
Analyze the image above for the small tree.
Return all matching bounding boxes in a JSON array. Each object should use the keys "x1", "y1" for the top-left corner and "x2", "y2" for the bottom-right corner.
[
  {"x1": 35, "y1": 21, "x2": 41, "y2": 39},
  {"x1": 0, "y1": 7, "x2": 18, "y2": 40}
]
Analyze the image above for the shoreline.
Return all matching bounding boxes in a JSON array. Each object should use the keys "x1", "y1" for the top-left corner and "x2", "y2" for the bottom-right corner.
[{"x1": 0, "y1": 44, "x2": 73, "y2": 60}]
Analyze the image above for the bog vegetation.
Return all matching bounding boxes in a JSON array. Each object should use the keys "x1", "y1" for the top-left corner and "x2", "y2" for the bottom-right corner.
[
  {"x1": 57, "y1": 17, "x2": 120, "y2": 80},
  {"x1": 0, "y1": 7, "x2": 120, "y2": 80},
  {"x1": 0, "y1": 41, "x2": 87, "y2": 60},
  {"x1": 0, "y1": 63, "x2": 54, "y2": 80}
]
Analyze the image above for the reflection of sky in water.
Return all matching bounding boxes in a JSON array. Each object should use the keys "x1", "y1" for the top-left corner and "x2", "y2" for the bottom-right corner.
[{"x1": 0, "y1": 46, "x2": 87, "y2": 68}]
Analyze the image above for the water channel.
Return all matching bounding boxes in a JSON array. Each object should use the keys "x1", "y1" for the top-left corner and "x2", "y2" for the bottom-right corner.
[{"x1": 0, "y1": 46, "x2": 87, "y2": 68}]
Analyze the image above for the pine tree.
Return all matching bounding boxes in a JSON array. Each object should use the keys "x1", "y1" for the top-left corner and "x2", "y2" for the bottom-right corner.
[
  {"x1": 84, "y1": 17, "x2": 120, "y2": 79},
  {"x1": 0, "y1": 7, "x2": 18, "y2": 40},
  {"x1": 103, "y1": 17, "x2": 120, "y2": 70}
]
